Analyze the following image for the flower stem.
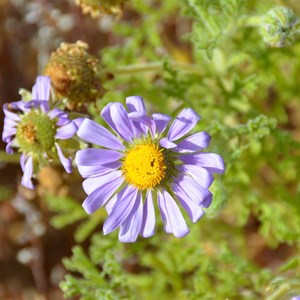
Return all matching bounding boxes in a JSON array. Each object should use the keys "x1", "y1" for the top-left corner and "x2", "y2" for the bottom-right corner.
[
  {"x1": 109, "y1": 61, "x2": 203, "y2": 75},
  {"x1": 267, "y1": 283, "x2": 290, "y2": 300},
  {"x1": 267, "y1": 282, "x2": 300, "y2": 300},
  {"x1": 238, "y1": 15, "x2": 263, "y2": 27},
  {"x1": 0, "y1": 151, "x2": 20, "y2": 164}
]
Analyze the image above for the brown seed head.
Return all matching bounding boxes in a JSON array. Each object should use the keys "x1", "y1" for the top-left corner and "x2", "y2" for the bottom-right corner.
[
  {"x1": 75, "y1": 0, "x2": 127, "y2": 18},
  {"x1": 44, "y1": 41, "x2": 103, "y2": 110}
]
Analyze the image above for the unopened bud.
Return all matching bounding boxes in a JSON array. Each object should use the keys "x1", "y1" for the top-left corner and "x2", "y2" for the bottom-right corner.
[
  {"x1": 260, "y1": 6, "x2": 300, "y2": 47},
  {"x1": 44, "y1": 41, "x2": 103, "y2": 110}
]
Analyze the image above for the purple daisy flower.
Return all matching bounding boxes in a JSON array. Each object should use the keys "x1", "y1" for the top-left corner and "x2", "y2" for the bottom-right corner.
[
  {"x1": 76, "y1": 96, "x2": 225, "y2": 242},
  {"x1": 2, "y1": 76, "x2": 78, "y2": 189}
]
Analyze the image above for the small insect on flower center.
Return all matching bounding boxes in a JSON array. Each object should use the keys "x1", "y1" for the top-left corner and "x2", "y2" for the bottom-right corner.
[
  {"x1": 122, "y1": 143, "x2": 166, "y2": 190},
  {"x1": 16, "y1": 111, "x2": 57, "y2": 154}
]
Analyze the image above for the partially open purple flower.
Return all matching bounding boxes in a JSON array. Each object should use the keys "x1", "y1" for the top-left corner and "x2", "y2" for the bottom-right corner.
[
  {"x1": 2, "y1": 76, "x2": 78, "y2": 189},
  {"x1": 76, "y1": 96, "x2": 225, "y2": 242}
]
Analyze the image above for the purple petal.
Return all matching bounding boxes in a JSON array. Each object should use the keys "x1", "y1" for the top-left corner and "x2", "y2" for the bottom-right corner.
[
  {"x1": 151, "y1": 113, "x2": 171, "y2": 136},
  {"x1": 128, "y1": 111, "x2": 151, "y2": 135},
  {"x1": 25, "y1": 100, "x2": 50, "y2": 113},
  {"x1": 32, "y1": 76, "x2": 50, "y2": 101},
  {"x1": 173, "y1": 174, "x2": 212, "y2": 205},
  {"x1": 75, "y1": 148, "x2": 123, "y2": 166},
  {"x1": 167, "y1": 108, "x2": 200, "y2": 142},
  {"x1": 82, "y1": 170, "x2": 123, "y2": 194},
  {"x1": 55, "y1": 121, "x2": 77, "y2": 140},
  {"x1": 55, "y1": 143, "x2": 72, "y2": 173},
  {"x1": 49, "y1": 108, "x2": 68, "y2": 120},
  {"x1": 3, "y1": 104, "x2": 21, "y2": 121},
  {"x1": 179, "y1": 152, "x2": 225, "y2": 174},
  {"x1": 3, "y1": 118, "x2": 18, "y2": 143},
  {"x1": 82, "y1": 173, "x2": 124, "y2": 214},
  {"x1": 140, "y1": 191, "x2": 155, "y2": 238},
  {"x1": 174, "y1": 131, "x2": 211, "y2": 153},
  {"x1": 174, "y1": 190, "x2": 205, "y2": 223},
  {"x1": 202, "y1": 193, "x2": 212, "y2": 208},
  {"x1": 106, "y1": 194, "x2": 118, "y2": 215},
  {"x1": 73, "y1": 118, "x2": 85, "y2": 128},
  {"x1": 20, "y1": 153, "x2": 26, "y2": 172},
  {"x1": 9, "y1": 101, "x2": 27, "y2": 111},
  {"x1": 56, "y1": 117, "x2": 71, "y2": 127},
  {"x1": 157, "y1": 189, "x2": 189, "y2": 238},
  {"x1": 3, "y1": 117, "x2": 18, "y2": 128},
  {"x1": 5, "y1": 141, "x2": 14, "y2": 154},
  {"x1": 77, "y1": 161, "x2": 122, "y2": 179},
  {"x1": 77, "y1": 118, "x2": 125, "y2": 151},
  {"x1": 103, "y1": 185, "x2": 139, "y2": 235},
  {"x1": 159, "y1": 137, "x2": 177, "y2": 149},
  {"x1": 157, "y1": 191, "x2": 171, "y2": 234},
  {"x1": 126, "y1": 96, "x2": 147, "y2": 114},
  {"x1": 2, "y1": 124, "x2": 17, "y2": 143},
  {"x1": 118, "y1": 193, "x2": 143, "y2": 243},
  {"x1": 101, "y1": 102, "x2": 135, "y2": 142},
  {"x1": 127, "y1": 112, "x2": 150, "y2": 123},
  {"x1": 20, "y1": 155, "x2": 34, "y2": 189},
  {"x1": 176, "y1": 164, "x2": 214, "y2": 188}
]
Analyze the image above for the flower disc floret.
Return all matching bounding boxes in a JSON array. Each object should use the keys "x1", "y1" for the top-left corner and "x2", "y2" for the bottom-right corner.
[
  {"x1": 122, "y1": 143, "x2": 166, "y2": 190},
  {"x1": 16, "y1": 111, "x2": 57, "y2": 154}
]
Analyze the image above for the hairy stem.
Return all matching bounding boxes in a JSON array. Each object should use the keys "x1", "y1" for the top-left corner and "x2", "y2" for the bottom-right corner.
[
  {"x1": 0, "y1": 151, "x2": 21, "y2": 164},
  {"x1": 110, "y1": 62, "x2": 203, "y2": 75}
]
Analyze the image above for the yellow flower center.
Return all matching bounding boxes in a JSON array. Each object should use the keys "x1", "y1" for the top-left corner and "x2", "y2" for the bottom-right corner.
[{"x1": 122, "y1": 143, "x2": 166, "y2": 190}]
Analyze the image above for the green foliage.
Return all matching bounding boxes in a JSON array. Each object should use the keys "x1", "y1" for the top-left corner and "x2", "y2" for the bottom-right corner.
[
  {"x1": 60, "y1": 234, "x2": 135, "y2": 300},
  {"x1": 163, "y1": 60, "x2": 192, "y2": 103},
  {"x1": 0, "y1": 185, "x2": 13, "y2": 201},
  {"x1": 184, "y1": 0, "x2": 245, "y2": 57},
  {"x1": 46, "y1": 195, "x2": 86, "y2": 228},
  {"x1": 45, "y1": 195, "x2": 103, "y2": 242}
]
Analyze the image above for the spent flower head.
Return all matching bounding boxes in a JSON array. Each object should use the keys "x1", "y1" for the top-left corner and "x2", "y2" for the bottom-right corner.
[
  {"x1": 75, "y1": 96, "x2": 225, "y2": 242},
  {"x1": 2, "y1": 76, "x2": 78, "y2": 189},
  {"x1": 44, "y1": 41, "x2": 103, "y2": 110},
  {"x1": 260, "y1": 6, "x2": 300, "y2": 48},
  {"x1": 76, "y1": 0, "x2": 127, "y2": 18}
]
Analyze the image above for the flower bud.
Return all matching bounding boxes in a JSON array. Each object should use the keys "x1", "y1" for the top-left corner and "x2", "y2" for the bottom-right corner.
[
  {"x1": 76, "y1": 0, "x2": 126, "y2": 18},
  {"x1": 44, "y1": 41, "x2": 103, "y2": 110},
  {"x1": 260, "y1": 6, "x2": 300, "y2": 48}
]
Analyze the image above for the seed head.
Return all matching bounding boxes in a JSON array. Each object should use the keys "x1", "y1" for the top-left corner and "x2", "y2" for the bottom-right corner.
[
  {"x1": 44, "y1": 41, "x2": 103, "y2": 110},
  {"x1": 76, "y1": 0, "x2": 127, "y2": 18}
]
